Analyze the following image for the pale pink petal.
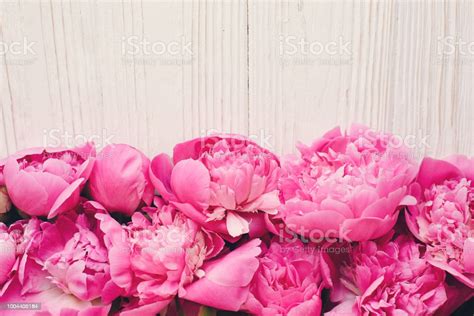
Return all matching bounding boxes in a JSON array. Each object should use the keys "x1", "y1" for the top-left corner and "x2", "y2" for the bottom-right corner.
[{"x1": 226, "y1": 211, "x2": 250, "y2": 237}]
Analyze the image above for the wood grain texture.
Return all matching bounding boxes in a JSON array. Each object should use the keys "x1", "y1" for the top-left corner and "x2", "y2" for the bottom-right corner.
[
  {"x1": 0, "y1": 0, "x2": 248, "y2": 157},
  {"x1": 1, "y1": 0, "x2": 473, "y2": 160},
  {"x1": 249, "y1": 0, "x2": 474, "y2": 158}
]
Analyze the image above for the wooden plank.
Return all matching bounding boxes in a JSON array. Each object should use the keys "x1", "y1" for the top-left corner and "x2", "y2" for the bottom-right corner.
[
  {"x1": 0, "y1": 0, "x2": 249, "y2": 158},
  {"x1": 1, "y1": 0, "x2": 473, "y2": 160},
  {"x1": 248, "y1": 0, "x2": 474, "y2": 158}
]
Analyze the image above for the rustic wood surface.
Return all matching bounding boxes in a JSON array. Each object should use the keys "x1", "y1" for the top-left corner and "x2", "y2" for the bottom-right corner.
[{"x1": 1, "y1": 0, "x2": 473, "y2": 160}]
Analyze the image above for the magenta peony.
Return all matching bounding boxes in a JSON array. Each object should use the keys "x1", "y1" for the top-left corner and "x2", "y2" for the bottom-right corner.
[
  {"x1": 406, "y1": 155, "x2": 474, "y2": 288},
  {"x1": 0, "y1": 218, "x2": 40, "y2": 296},
  {"x1": 1, "y1": 127, "x2": 473, "y2": 315},
  {"x1": 242, "y1": 238, "x2": 327, "y2": 316},
  {"x1": 279, "y1": 125, "x2": 417, "y2": 242},
  {"x1": 326, "y1": 235, "x2": 447, "y2": 315},
  {"x1": 150, "y1": 134, "x2": 281, "y2": 239},
  {"x1": 88, "y1": 144, "x2": 154, "y2": 216},
  {"x1": 0, "y1": 143, "x2": 95, "y2": 218},
  {"x1": 32, "y1": 205, "x2": 117, "y2": 302},
  {"x1": 96, "y1": 200, "x2": 232, "y2": 314},
  {"x1": 0, "y1": 207, "x2": 112, "y2": 315}
]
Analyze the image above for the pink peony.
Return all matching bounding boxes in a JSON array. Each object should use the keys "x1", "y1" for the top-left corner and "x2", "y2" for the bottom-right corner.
[
  {"x1": 0, "y1": 143, "x2": 95, "y2": 218},
  {"x1": 405, "y1": 155, "x2": 474, "y2": 288},
  {"x1": 0, "y1": 208, "x2": 112, "y2": 315},
  {"x1": 326, "y1": 235, "x2": 447, "y2": 316},
  {"x1": 242, "y1": 238, "x2": 327, "y2": 316},
  {"x1": 150, "y1": 134, "x2": 281, "y2": 239},
  {"x1": 279, "y1": 125, "x2": 417, "y2": 242},
  {"x1": 96, "y1": 200, "x2": 227, "y2": 315},
  {"x1": 31, "y1": 204, "x2": 118, "y2": 302},
  {"x1": 0, "y1": 218, "x2": 40, "y2": 296},
  {"x1": 88, "y1": 144, "x2": 154, "y2": 216}
]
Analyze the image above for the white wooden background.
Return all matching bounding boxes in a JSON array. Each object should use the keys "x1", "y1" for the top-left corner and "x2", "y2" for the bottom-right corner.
[{"x1": 1, "y1": 0, "x2": 473, "y2": 160}]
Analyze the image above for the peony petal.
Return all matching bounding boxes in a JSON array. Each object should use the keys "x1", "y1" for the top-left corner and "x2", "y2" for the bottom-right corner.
[
  {"x1": 182, "y1": 239, "x2": 261, "y2": 311},
  {"x1": 149, "y1": 153, "x2": 175, "y2": 201},
  {"x1": 170, "y1": 159, "x2": 211, "y2": 210},
  {"x1": 284, "y1": 209, "x2": 346, "y2": 239},
  {"x1": 226, "y1": 212, "x2": 250, "y2": 237},
  {"x1": 417, "y1": 157, "x2": 462, "y2": 189},
  {"x1": 428, "y1": 258, "x2": 474, "y2": 289},
  {"x1": 288, "y1": 296, "x2": 322, "y2": 316},
  {"x1": 89, "y1": 144, "x2": 147, "y2": 215},
  {"x1": 445, "y1": 154, "x2": 474, "y2": 182},
  {"x1": 120, "y1": 300, "x2": 172, "y2": 316},
  {"x1": 0, "y1": 238, "x2": 16, "y2": 285},
  {"x1": 351, "y1": 189, "x2": 378, "y2": 217},
  {"x1": 48, "y1": 178, "x2": 84, "y2": 218},
  {"x1": 463, "y1": 238, "x2": 474, "y2": 274},
  {"x1": 65, "y1": 261, "x2": 88, "y2": 301},
  {"x1": 108, "y1": 246, "x2": 133, "y2": 292},
  {"x1": 340, "y1": 213, "x2": 399, "y2": 242}
]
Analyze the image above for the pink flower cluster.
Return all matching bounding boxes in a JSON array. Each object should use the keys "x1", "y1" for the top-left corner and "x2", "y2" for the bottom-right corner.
[{"x1": 0, "y1": 126, "x2": 472, "y2": 316}]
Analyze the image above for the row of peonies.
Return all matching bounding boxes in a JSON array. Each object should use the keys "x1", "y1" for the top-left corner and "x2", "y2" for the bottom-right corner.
[{"x1": 0, "y1": 125, "x2": 472, "y2": 315}]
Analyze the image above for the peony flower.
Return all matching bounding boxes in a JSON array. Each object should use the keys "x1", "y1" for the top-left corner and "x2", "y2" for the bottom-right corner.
[
  {"x1": 88, "y1": 144, "x2": 154, "y2": 216},
  {"x1": 0, "y1": 143, "x2": 95, "y2": 218},
  {"x1": 0, "y1": 208, "x2": 112, "y2": 316},
  {"x1": 0, "y1": 202, "x2": 115, "y2": 316},
  {"x1": 242, "y1": 238, "x2": 327, "y2": 316},
  {"x1": 279, "y1": 125, "x2": 417, "y2": 242},
  {"x1": 150, "y1": 134, "x2": 281, "y2": 239},
  {"x1": 405, "y1": 155, "x2": 474, "y2": 288},
  {"x1": 0, "y1": 218, "x2": 40, "y2": 296},
  {"x1": 0, "y1": 187, "x2": 11, "y2": 214},
  {"x1": 96, "y1": 201, "x2": 227, "y2": 315},
  {"x1": 326, "y1": 235, "x2": 447, "y2": 316},
  {"x1": 31, "y1": 204, "x2": 119, "y2": 302}
]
